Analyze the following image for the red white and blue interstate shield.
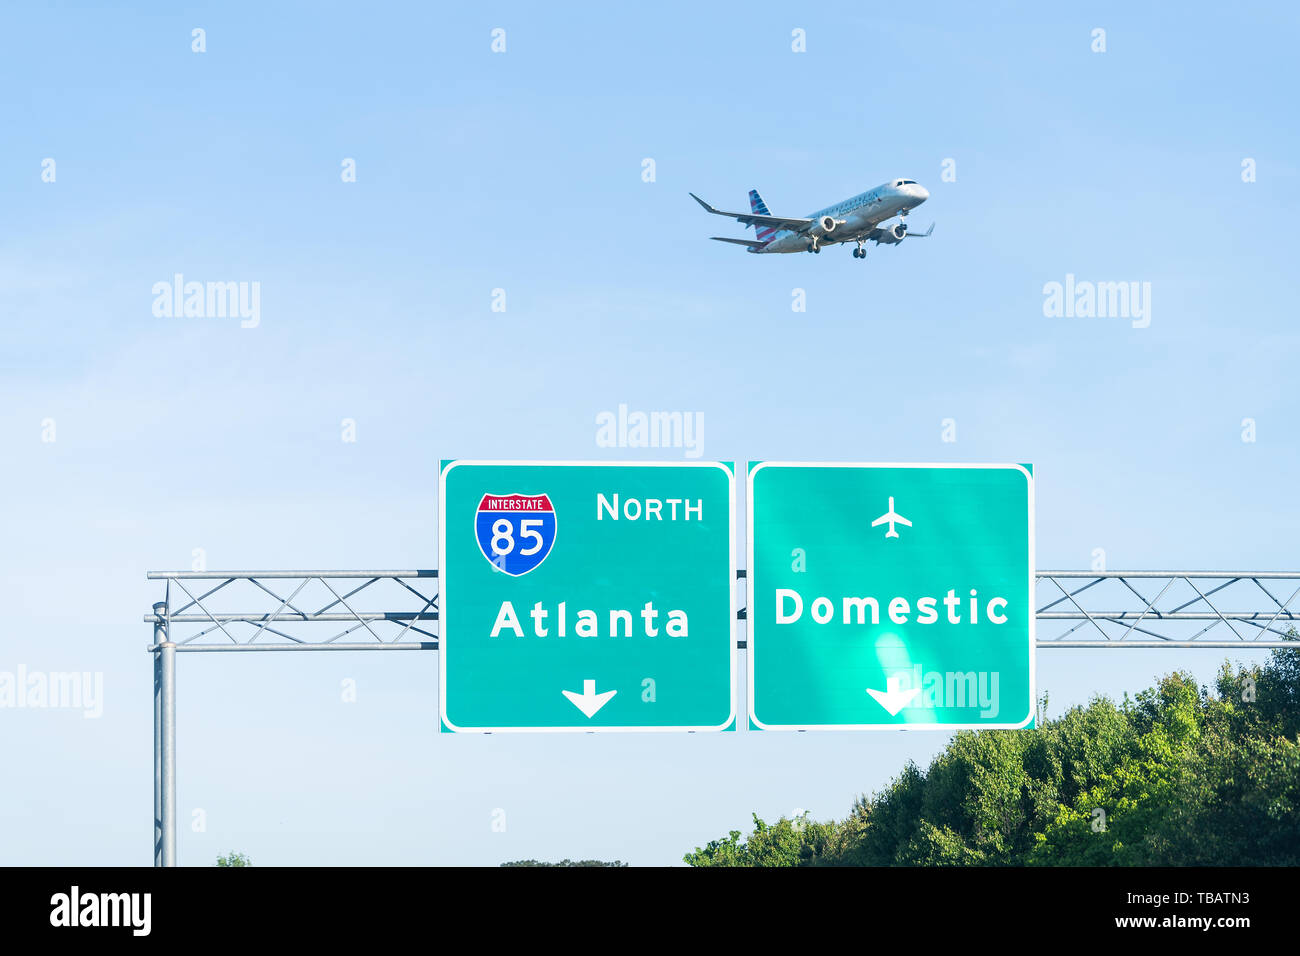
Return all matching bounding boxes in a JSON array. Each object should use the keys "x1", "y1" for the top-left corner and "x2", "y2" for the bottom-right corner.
[{"x1": 474, "y1": 493, "x2": 557, "y2": 576}]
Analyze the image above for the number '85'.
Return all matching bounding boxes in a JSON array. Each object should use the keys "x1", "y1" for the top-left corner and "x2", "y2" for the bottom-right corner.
[{"x1": 490, "y1": 518, "x2": 545, "y2": 556}]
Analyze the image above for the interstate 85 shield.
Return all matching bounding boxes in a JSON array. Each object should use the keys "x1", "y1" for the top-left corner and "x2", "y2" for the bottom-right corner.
[{"x1": 475, "y1": 493, "x2": 557, "y2": 576}]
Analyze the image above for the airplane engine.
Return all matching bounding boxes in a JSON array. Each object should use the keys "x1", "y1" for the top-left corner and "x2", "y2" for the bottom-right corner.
[
  {"x1": 807, "y1": 215, "x2": 843, "y2": 239},
  {"x1": 885, "y1": 222, "x2": 907, "y2": 241}
]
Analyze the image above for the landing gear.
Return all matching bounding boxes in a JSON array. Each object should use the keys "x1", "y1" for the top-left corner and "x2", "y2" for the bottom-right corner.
[
  {"x1": 808, "y1": 239, "x2": 821, "y2": 254},
  {"x1": 853, "y1": 241, "x2": 867, "y2": 259}
]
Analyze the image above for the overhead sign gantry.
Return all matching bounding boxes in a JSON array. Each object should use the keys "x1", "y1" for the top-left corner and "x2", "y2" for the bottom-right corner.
[{"x1": 144, "y1": 458, "x2": 1300, "y2": 865}]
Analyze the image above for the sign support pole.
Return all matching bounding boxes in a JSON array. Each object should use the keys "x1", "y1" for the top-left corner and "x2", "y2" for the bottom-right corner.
[
  {"x1": 155, "y1": 596, "x2": 177, "y2": 868},
  {"x1": 152, "y1": 603, "x2": 164, "y2": 867}
]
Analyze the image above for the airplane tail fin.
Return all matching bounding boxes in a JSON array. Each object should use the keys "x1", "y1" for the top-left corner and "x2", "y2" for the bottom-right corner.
[{"x1": 749, "y1": 189, "x2": 777, "y2": 242}]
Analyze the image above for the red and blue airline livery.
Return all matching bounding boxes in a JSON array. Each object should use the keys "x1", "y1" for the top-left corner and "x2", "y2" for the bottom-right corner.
[{"x1": 691, "y1": 177, "x2": 933, "y2": 259}]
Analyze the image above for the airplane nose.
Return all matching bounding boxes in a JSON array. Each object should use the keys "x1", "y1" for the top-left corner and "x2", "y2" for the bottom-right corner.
[{"x1": 914, "y1": 185, "x2": 929, "y2": 203}]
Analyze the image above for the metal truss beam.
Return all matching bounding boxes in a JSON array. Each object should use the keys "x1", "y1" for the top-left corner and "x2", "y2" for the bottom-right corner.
[
  {"x1": 1035, "y1": 571, "x2": 1300, "y2": 648},
  {"x1": 145, "y1": 569, "x2": 1300, "y2": 651}
]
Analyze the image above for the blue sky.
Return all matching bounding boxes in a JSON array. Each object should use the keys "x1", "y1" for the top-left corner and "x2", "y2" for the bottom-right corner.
[{"x1": 2, "y1": 1, "x2": 1298, "y2": 865}]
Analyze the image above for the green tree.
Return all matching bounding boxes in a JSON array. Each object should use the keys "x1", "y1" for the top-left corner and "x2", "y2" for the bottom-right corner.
[
  {"x1": 500, "y1": 859, "x2": 628, "y2": 867},
  {"x1": 216, "y1": 850, "x2": 251, "y2": 867},
  {"x1": 688, "y1": 648, "x2": 1300, "y2": 867},
  {"x1": 685, "y1": 812, "x2": 837, "y2": 866}
]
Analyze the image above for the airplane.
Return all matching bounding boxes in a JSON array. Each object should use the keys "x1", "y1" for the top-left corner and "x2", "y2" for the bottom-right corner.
[
  {"x1": 690, "y1": 178, "x2": 933, "y2": 258},
  {"x1": 871, "y1": 497, "x2": 912, "y2": 539}
]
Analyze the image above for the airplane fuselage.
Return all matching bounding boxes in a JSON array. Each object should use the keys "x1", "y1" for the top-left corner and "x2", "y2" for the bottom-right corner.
[{"x1": 755, "y1": 179, "x2": 929, "y2": 254}]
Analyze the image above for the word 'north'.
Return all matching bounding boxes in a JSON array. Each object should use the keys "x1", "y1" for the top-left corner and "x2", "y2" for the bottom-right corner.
[{"x1": 597, "y1": 493, "x2": 702, "y2": 521}]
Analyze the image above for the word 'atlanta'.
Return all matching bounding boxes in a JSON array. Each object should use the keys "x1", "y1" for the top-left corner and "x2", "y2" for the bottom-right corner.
[{"x1": 490, "y1": 600, "x2": 688, "y2": 638}]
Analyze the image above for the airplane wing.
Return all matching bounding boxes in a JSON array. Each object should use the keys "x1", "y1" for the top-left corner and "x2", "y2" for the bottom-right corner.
[
  {"x1": 894, "y1": 515, "x2": 912, "y2": 527},
  {"x1": 870, "y1": 514, "x2": 889, "y2": 526},
  {"x1": 710, "y1": 236, "x2": 767, "y2": 248},
  {"x1": 690, "y1": 193, "x2": 813, "y2": 232},
  {"x1": 865, "y1": 222, "x2": 935, "y2": 245}
]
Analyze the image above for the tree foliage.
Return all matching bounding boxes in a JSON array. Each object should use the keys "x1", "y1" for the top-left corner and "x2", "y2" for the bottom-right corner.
[
  {"x1": 686, "y1": 649, "x2": 1300, "y2": 866},
  {"x1": 683, "y1": 813, "x2": 835, "y2": 867},
  {"x1": 501, "y1": 859, "x2": 628, "y2": 867},
  {"x1": 216, "y1": 850, "x2": 252, "y2": 867}
]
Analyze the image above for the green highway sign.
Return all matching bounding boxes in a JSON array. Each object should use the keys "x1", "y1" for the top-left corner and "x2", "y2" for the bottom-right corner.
[
  {"x1": 439, "y1": 461, "x2": 736, "y2": 732},
  {"x1": 747, "y1": 462, "x2": 1035, "y2": 731}
]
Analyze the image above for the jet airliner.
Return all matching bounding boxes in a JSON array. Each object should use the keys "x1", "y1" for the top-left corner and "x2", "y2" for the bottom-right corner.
[{"x1": 690, "y1": 178, "x2": 933, "y2": 258}]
